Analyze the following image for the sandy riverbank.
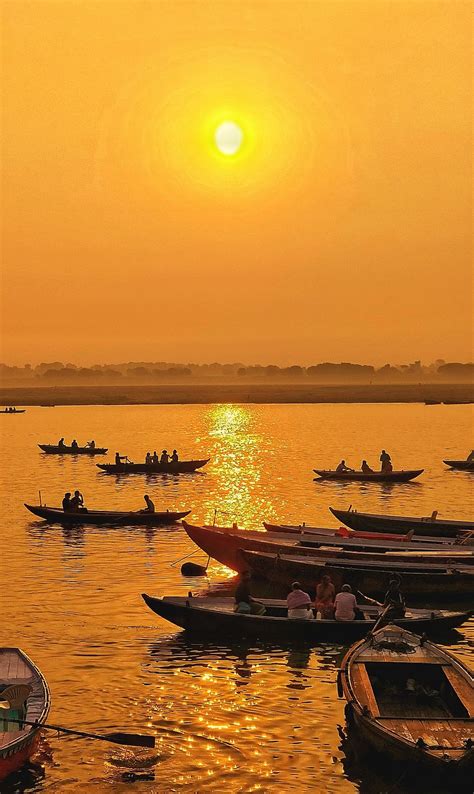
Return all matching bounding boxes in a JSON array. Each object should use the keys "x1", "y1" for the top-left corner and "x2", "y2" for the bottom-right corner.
[{"x1": 0, "y1": 383, "x2": 473, "y2": 406}]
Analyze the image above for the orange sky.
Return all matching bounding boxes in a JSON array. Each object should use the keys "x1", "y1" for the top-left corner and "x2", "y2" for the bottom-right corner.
[{"x1": 1, "y1": 1, "x2": 472, "y2": 366}]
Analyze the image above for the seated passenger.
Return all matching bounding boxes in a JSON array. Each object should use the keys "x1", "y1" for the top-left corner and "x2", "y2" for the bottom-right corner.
[
  {"x1": 361, "y1": 460, "x2": 374, "y2": 473},
  {"x1": 287, "y1": 581, "x2": 314, "y2": 619},
  {"x1": 142, "y1": 494, "x2": 155, "y2": 513},
  {"x1": 336, "y1": 460, "x2": 352, "y2": 473},
  {"x1": 145, "y1": 452, "x2": 152, "y2": 465},
  {"x1": 71, "y1": 439, "x2": 78, "y2": 449},
  {"x1": 234, "y1": 571, "x2": 266, "y2": 615},
  {"x1": 58, "y1": 437, "x2": 65, "y2": 447},
  {"x1": 334, "y1": 584, "x2": 357, "y2": 621},
  {"x1": 151, "y1": 450, "x2": 159, "y2": 464},
  {"x1": 171, "y1": 449, "x2": 179, "y2": 463},
  {"x1": 315, "y1": 574, "x2": 335, "y2": 619},
  {"x1": 160, "y1": 450, "x2": 170, "y2": 465},
  {"x1": 69, "y1": 490, "x2": 84, "y2": 510},
  {"x1": 62, "y1": 492, "x2": 72, "y2": 511}
]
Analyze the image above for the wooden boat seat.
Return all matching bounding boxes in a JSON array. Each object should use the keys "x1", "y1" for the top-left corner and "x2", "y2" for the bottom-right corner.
[
  {"x1": 351, "y1": 663, "x2": 380, "y2": 717},
  {"x1": 442, "y1": 667, "x2": 474, "y2": 717},
  {"x1": 0, "y1": 684, "x2": 31, "y2": 709}
]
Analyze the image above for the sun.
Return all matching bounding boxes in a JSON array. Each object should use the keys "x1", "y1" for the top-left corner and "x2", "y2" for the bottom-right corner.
[{"x1": 214, "y1": 120, "x2": 243, "y2": 155}]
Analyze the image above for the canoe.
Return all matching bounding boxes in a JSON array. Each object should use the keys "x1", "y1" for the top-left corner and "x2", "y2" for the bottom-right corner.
[
  {"x1": 0, "y1": 648, "x2": 50, "y2": 783},
  {"x1": 241, "y1": 550, "x2": 474, "y2": 598},
  {"x1": 141, "y1": 594, "x2": 473, "y2": 642},
  {"x1": 331, "y1": 508, "x2": 474, "y2": 537},
  {"x1": 314, "y1": 469, "x2": 424, "y2": 483},
  {"x1": 182, "y1": 522, "x2": 474, "y2": 574},
  {"x1": 443, "y1": 460, "x2": 474, "y2": 472},
  {"x1": 25, "y1": 504, "x2": 191, "y2": 526},
  {"x1": 96, "y1": 458, "x2": 210, "y2": 474},
  {"x1": 38, "y1": 444, "x2": 108, "y2": 455},
  {"x1": 339, "y1": 625, "x2": 474, "y2": 779},
  {"x1": 0, "y1": 409, "x2": 25, "y2": 414}
]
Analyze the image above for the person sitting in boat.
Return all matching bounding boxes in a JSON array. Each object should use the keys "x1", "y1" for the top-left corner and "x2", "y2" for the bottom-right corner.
[
  {"x1": 336, "y1": 460, "x2": 353, "y2": 473},
  {"x1": 71, "y1": 439, "x2": 78, "y2": 449},
  {"x1": 383, "y1": 579, "x2": 406, "y2": 619},
  {"x1": 361, "y1": 460, "x2": 374, "y2": 473},
  {"x1": 287, "y1": 582, "x2": 314, "y2": 619},
  {"x1": 334, "y1": 584, "x2": 357, "y2": 621},
  {"x1": 160, "y1": 450, "x2": 170, "y2": 465},
  {"x1": 141, "y1": 494, "x2": 155, "y2": 513},
  {"x1": 151, "y1": 451, "x2": 159, "y2": 464},
  {"x1": 62, "y1": 492, "x2": 72, "y2": 511},
  {"x1": 86, "y1": 440, "x2": 95, "y2": 449},
  {"x1": 58, "y1": 437, "x2": 65, "y2": 447},
  {"x1": 115, "y1": 452, "x2": 127, "y2": 465},
  {"x1": 380, "y1": 449, "x2": 392, "y2": 473},
  {"x1": 171, "y1": 449, "x2": 179, "y2": 463},
  {"x1": 315, "y1": 574, "x2": 336, "y2": 619},
  {"x1": 145, "y1": 452, "x2": 152, "y2": 465},
  {"x1": 69, "y1": 490, "x2": 85, "y2": 511},
  {"x1": 234, "y1": 571, "x2": 266, "y2": 615}
]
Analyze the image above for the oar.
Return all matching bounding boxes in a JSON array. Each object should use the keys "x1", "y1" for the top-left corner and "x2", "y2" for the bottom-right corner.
[
  {"x1": 368, "y1": 604, "x2": 392, "y2": 636},
  {"x1": 5, "y1": 718, "x2": 155, "y2": 748}
]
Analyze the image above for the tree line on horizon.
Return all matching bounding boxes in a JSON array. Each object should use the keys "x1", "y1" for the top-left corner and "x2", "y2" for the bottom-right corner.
[{"x1": 0, "y1": 359, "x2": 473, "y2": 384}]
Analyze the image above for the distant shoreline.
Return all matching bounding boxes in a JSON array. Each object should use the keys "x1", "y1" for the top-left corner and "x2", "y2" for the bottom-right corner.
[{"x1": 0, "y1": 383, "x2": 473, "y2": 406}]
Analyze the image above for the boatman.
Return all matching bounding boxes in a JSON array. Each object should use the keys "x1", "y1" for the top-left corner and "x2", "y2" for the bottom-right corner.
[
  {"x1": 115, "y1": 452, "x2": 127, "y2": 466},
  {"x1": 234, "y1": 571, "x2": 266, "y2": 615},
  {"x1": 336, "y1": 460, "x2": 353, "y2": 473},
  {"x1": 142, "y1": 494, "x2": 155, "y2": 513},
  {"x1": 380, "y1": 449, "x2": 392, "y2": 473}
]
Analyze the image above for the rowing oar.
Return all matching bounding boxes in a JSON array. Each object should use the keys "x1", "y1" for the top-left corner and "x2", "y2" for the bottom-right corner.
[
  {"x1": 368, "y1": 604, "x2": 392, "y2": 637},
  {"x1": 5, "y1": 718, "x2": 155, "y2": 748}
]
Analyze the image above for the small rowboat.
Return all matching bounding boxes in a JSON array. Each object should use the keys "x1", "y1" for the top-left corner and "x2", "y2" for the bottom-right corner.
[
  {"x1": 331, "y1": 507, "x2": 474, "y2": 537},
  {"x1": 0, "y1": 648, "x2": 50, "y2": 782},
  {"x1": 443, "y1": 459, "x2": 474, "y2": 472},
  {"x1": 0, "y1": 409, "x2": 25, "y2": 414},
  {"x1": 339, "y1": 625, "x2": 474, "y2": 779},
  {"x1": 39, "y1": 444, "x2": 108, "y2": 455},
  {"x1": 25, "y1": 504, "x2": 191, "y2": 526},
  {"x1": 97, "y1": 458, "x2": 209, "y2": 474},
  {"x1": 314, "y1": 469, "x2": 424, "y2": 483},
  {"x1": 141, "y1": 594, "x2": 473, "y2": 642},
  {"x1": 241, "y1": 550, "x2": 474, "y2": 598},
  {"x1": 263, "y1": 522, "x2": 457, "y2": 545}
]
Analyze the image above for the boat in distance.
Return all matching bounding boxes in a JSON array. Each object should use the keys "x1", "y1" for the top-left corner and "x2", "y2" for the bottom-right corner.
[
  {"x1": 331, "y1": 507, "x2": 474, "y2": 537},
  {"x1": 97, "y1": 458, "x2": 210, "y2": 474},
  {"x1": 314, "y1": 468, "x2": 424, "y2": 483},
  {"x1": 141, "y1": 594, "x2": 473, "y2": 642},
  {"x1": 25, "y1": 504, "x2": 191, "y2": 526},
  {"x1": 0, "y1": 408, "x2": 25, "y2": 414},
  {"x1": 339, "y1": 625, "x2": 474, "y2": 779},
  {"x1": 38, "y1": 443, "x2": 108, "y2": 455},
  {"x1": 443, "y1": 459, "x2": 474, "y2": 471},
  {"x1": 241, "y1": 550, "x2": 474, "y2": 598},
  {"x1": 0, "y1": 647, "x2": 51, "y2": 782}
]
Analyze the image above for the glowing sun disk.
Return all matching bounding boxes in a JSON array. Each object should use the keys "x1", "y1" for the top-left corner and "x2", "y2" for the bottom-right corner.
[{"x1": 214, "y1": 121, "x2": 243, "y2": 155}]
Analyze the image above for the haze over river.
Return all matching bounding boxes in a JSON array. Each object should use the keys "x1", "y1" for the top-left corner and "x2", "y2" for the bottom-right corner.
[{"x1": 1, "y1": 403, "x2": 473, "y2": 793}]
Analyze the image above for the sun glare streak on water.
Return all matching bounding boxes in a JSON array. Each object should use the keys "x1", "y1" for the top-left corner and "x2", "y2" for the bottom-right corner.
[{"x1": 0, "y1": 403, "x2": 472, "y2": 792}]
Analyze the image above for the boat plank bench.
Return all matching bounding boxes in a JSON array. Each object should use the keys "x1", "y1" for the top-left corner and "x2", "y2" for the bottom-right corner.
[
  {"x1": 443, "y1": 667, "x2": 474, "y2": 717},
  {"x1": 351, "y1": 664, "x2": 380, "y2": 716}
]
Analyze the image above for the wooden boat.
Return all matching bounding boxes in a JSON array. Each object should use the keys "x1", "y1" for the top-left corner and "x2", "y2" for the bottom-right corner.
[
  {"x1": 443, "y1": 459, "x2": 474, "y2": 472},
  {"x1": 141, "y1": 594, "x2": 473, "y2": 642},
  {"x1": 182, "y1": 523, "x2": 474, "y2": 575},
  {"x1": 0, "y1": 408, "x2": 25, "y2": 414},
  {"x1": 38, "y1": 443, "x2": 107, "y2": 455},
  {"x1": 97, "y1": 458, "x2": 209, "y2": 474},
  {"x1": 25, "y1": 504, "x2": 191, "y2": 525},
  {"x1": 339, "y1": 625, "x2": 474, "y2": 778},
  {"x1": 262, "y1": 522, "x2": 458, "y2": 545},
  {"x1": 314, "y1": 469, "x2": 424, "y2": 483},
  {"x1": 0, "y1": 648, "x2": 50, "y2": 782},
  {"x1": 331, "y1": 507, "x2": 474, "y2": 537},
  {"x1": 241, "y1": 550, "x2": 474, "y2": 598},
  {"x1": 424, "y1": 400, "x2": 441, "y2": 405}
]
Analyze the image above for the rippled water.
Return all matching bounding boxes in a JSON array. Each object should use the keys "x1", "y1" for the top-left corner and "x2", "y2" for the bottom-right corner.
[{"x1": 1, "y1": 403, "x2": 473, "y2": 792}]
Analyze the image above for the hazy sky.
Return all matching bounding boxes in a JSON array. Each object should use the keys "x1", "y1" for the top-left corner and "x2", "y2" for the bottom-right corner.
[{"x1": 1, "y1": 1, "x2": 472, "y2": 366}]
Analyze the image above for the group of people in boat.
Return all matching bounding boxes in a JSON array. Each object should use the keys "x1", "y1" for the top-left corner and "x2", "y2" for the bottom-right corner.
[
  {"x1": 336, "y1": 449, "x2": 393, "y2": 474},
  {"x1": 145, "y1": 450, "x2": 179, "y2": 465},
  {"x1": 3, "y1": 406, "x2": 20, "y2": 413},
  {"x1": 234, "y1": 571, "x2": 405, "y2": 623},
  {"x1": 58, "y1": 438, "x2": 96, "y2": 449},
  {"x1": 61, "y1": 492, "x2": 157, "y2": 513}
]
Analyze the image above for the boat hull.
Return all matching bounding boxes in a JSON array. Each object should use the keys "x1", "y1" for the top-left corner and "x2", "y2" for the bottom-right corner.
[
  {"x1": 314, "y1": 469, "x2": 423, "y2": 482},
  {"x1": 444, "y1": 459, "x2": 474, "y2": 471},
  {"x1": 141, "y1": 595, "x2": 471, "y2": 642},
  {"x1": 96, "y1": 458, "x2": 209, "y2": 474},
  {"x1": 331, "y1": 507, "x2": 473, "y2": 537},
  {"x1": 25, "y1": 504, "x2": 190, "y2": 525},
  {"x1": 39, "y1": 444, "x2": 107, "y2": 455}
]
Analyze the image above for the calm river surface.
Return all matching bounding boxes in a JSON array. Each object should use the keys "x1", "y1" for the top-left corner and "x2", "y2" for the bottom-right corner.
[{"x1": 1, "y1": 403, "x2": 473, "y2": 793}]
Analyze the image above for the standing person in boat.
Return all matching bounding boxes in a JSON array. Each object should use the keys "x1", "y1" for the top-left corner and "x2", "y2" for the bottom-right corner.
[
  {"x1": 234, "y1": 571, "x2": 266, "y2": 615},
  {"x1": 336, "y1": 460, "x2": 353, "y2": 473},
  {"x1": 361, "y1": 460, "x2": 374, "y2": 473},
  {"x1": 151, "y1": 450, "x2": 159, "y2": 464},
  {"x1": 145, "y1": 452, "x2": 152, "y2": 465},
  {"x1": 315, "y1": 574, "x2": 336, "y2": 618},
  {"x1": 334, "y1": 584, "x2": 357, "y2": 621},
  {"x1": 160, "y1": 450, "x2": 170, "y2": 465},
  {"x1": 380, "y1": 449, "x2": 392, "y2": 472},
  {"x1": 287, "y1": 582, "x2": 314, "y2": 620},
  {"x1": 62, "y1": 492, "x2": 72, "y2": 511},
  {"x1": 383, "y1": 579, "x2": 406, "y2": 619},
  {"x1": 141, "y1": 494, "x2": 155, "y2": 513},
  {"x1": 115, "y1": 452, "x2": 127, "y2": 466},
  {"x1": 58, "y1": 437, "x2": 65, "y2": 448},
  {"x1": 69, "y1": 490, "x2": 85, "y2": 510}
]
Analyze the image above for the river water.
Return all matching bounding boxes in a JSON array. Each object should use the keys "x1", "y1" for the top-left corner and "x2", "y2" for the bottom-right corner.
[{"x1": 1, "y1": 403, "x2": 473, "y2": 793}]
